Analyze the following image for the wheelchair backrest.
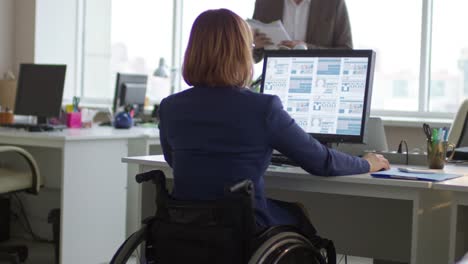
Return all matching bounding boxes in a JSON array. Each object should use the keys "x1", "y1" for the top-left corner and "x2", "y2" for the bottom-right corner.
[{"x1": 139, "y1": 170, "x2": 257, "y2": 264}]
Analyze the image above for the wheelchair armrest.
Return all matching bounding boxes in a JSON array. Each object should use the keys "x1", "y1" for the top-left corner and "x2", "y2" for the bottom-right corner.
[{"x1": 229, "y1": 179, "x2": 253, "y2": 195}]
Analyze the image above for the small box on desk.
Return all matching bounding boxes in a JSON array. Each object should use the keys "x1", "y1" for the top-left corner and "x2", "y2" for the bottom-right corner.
[
  {"x1": 66, "y1": 112, "x2": 82, "y2": 128},
  {"x1": 0, "y1": 112, "x2": 14, "y2": 125}
]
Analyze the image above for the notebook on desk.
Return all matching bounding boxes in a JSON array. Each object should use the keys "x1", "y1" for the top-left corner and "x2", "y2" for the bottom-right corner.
[{"x1": 371, "y1": 168, "x2": 463, "y2": 182}]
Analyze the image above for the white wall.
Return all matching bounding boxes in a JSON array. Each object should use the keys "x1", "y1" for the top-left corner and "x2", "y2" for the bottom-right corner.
[
  {"x1": 14, "y1": 0, "x2": 36, "y2": 75},
  {"x1": 385, "y1": 126, "x2": 426, "y2": 152},
  {"x1": 0, "y1": 0, "x2": 14, "y2": 76}
]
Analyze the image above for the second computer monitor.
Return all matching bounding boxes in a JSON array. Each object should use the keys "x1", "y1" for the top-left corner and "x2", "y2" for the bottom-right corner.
[
  {"x1": 14, "y1": 64, "x2": 67, "y2": 124},
  {"x1": 113, "y1": 73, "x2": 148, "y2": 114},
  {"x1": 260, "y1": 49, "x2": 376, "y2": 144}
]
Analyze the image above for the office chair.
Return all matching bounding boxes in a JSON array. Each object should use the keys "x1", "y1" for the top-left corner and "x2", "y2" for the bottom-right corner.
[
  {"x1": 0, "y1": 146, "x2": 41, "y2": 264},
  {"x1": 448, "y1": 99, "x2": 468, "y2": 148},
  {"x1": 111, "y1": 170, "x2": 334, "y2": 264}
]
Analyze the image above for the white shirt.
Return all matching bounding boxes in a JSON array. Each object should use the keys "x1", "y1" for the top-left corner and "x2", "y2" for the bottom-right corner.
[{"x1": 282, "y1": 0, "x2": 311, "y2": 41}]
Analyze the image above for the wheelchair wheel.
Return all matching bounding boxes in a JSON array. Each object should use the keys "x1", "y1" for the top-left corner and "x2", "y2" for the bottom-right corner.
[
  {"x1": 248, "y1": 231, "x2": 325, "y2": 264},
  {"x1": 110, "y1": 226, "x2": 147, "y2": 264}
]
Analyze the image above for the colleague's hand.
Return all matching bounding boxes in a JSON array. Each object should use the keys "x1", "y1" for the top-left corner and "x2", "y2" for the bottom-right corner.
[
  {"x1": 280, "y1": 40, "x2": 307, "y2": 49},
  {"x1": 363, "y1": 153, "x2": 390, "y2": 172},
  {"x1": 254, "y1": 30, "x2": 273, "y2": 49}
]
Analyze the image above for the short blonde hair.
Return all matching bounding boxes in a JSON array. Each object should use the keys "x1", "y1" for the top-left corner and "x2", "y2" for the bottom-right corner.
[{"x1": 182, "y1": 9, "x2": 253, "y2": 88}]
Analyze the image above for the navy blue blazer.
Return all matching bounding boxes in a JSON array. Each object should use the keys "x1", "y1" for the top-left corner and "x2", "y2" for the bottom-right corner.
[{"x1": 158, "y1": 86, "x2": 370, "y2": 227}]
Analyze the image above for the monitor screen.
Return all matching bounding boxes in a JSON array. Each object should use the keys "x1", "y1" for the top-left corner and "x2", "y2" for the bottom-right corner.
[
  {"x1": 14, "y1": 64, "x2": 67, "y2": 120},
  {"x1": 260, "y1": 50, "x2": 375, "y2": 143},
  {"x1": 123, "y1": 83, "x2": 147, "y2": 106},
  {"x1": 113, "y1": 73, "x2": 148, "y2": 113}
]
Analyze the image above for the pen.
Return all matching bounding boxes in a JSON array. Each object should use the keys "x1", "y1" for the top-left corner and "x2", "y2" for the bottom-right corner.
[
  {"x1": 423, "y1": 123, "x2": 432, "y2": 141},
  {"x1": 438, "y1": 127, "x2": 444, "y2": 141},
  {"x1": 431, "y1": 128, "x2": 439, "y2": 143},
  {"x1": 443, "y1": 127, "x2": 449, "y2": 141},
  {"x1": 72, "y1": 96, "x2": 80, "y2": 112}
]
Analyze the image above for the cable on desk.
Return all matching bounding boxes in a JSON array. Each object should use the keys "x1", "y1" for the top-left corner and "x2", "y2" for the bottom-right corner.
[{"x1": 397, "y1": 140, "x2": 409, "y2": 165}]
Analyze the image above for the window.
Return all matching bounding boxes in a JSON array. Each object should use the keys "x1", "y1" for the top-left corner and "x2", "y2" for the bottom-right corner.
[
  {"x1": 347, "y1": 0, "x2": 422, "y2": 112},
  {"x1": 79, "y1": 0, "x2": 465, "y2": 116},
  {"x1": 82, "y1": 0, "x2": 112, "y2": 100},
  {"x1": 111, "y1": 0, "x2": 174, "y2": 103},
  {"x1": 430, "y1": 0, "x2": 468, "y2": 112},
  {"x1": 430, "y1": 80, "x2": 445, "y2": 97},
  {"x1": 392, "y1": 80, "x2": 409, "y2": 98},
  {"x1": 82, "y1": 0, "x2": 174, "y2": 103}
]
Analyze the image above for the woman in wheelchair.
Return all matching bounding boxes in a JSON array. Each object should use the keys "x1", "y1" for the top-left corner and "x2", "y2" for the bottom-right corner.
[{"x1": 112, "y1": 8, "x2": 390, "y2": 264}]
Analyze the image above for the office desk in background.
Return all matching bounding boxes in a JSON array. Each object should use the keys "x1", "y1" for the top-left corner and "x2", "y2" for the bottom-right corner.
[
  {"x1": 0, "y1": 127, "x2": 160, "y2": 264},
  {"x1": 122, "y1": 155, "x2": 468, "y2": 264},
  {"x1": 434, "y1": 170, "x2": 468, "y2": 263}
]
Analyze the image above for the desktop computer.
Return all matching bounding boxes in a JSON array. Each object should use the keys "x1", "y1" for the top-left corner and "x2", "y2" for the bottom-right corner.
[
  {"x1": 4, "y1": 64, "x2": 67, "y2": 131},
  {"x1": 260, "y1": 50, "x2": 376, "y2": 165},
  {"x1": 98, "y1": 73, "x2": 149, "y2": 127},
  {"x1": 261, "y1": 49, "x2": 376, "y2": 145},
  {"x1": 113, "y1": 73, "x2": 148, "y2": 117}
]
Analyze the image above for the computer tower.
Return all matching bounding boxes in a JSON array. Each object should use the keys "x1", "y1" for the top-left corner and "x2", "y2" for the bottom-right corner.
[{"x1": 0, "y1": 197, "x2": 10, "y2": 242}]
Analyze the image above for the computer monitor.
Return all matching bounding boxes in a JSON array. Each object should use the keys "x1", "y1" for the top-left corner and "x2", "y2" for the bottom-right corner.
[
  {"x1": 260, "y1": 49, "x2": 376, "y2": 144},
  {"x1": 113, "y1": 73, "x2": 148, "y2": 115},
  {"x1": 14, "y1": 64, "x2": 67, "y2": 124}
]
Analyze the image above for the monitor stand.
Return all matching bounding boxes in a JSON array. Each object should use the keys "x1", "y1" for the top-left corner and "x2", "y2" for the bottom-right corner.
[
  {"x1": 34, "y1": 116, "x2": 63, "y2": 131},
  {"x1": 37, "y1": 116, "x2": 48, "y2": 126}
]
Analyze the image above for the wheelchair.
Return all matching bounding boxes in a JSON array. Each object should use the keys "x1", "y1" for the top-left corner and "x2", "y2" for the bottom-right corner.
[{"x1": 111, "y1": 170, "x2": 336, "y2": 264}]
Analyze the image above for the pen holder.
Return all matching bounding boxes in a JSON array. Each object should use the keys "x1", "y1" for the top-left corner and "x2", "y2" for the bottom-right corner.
[
  {"x1": 427, "y1": 140, "x2": 455, "y2": 169},
  {"x1": 66, "y1": 112, "x2": 82, "y2": 128}
]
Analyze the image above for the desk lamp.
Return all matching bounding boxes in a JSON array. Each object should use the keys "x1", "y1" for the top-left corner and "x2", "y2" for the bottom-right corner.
[{"x1": 153, "y1": 58, "x2": 169, "y2": 78}]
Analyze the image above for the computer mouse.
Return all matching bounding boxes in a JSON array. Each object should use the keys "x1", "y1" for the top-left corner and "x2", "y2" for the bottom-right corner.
[{"x1": 378, "y1": 168, "x2": 388, "y2": 172}]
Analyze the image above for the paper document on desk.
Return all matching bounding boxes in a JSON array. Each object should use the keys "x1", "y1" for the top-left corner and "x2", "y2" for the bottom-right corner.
[
  {"x1": 246, "y1": 19, "x2": 291, "y2": 49},
  {"x1": 371, "y1": 168, "x2": 463, "y2": 182}
]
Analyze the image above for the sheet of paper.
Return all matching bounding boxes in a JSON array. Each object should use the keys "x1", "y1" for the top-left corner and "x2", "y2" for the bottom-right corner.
[
  {"x1": 246, "y1": 19, "x2": 291, "y2": 49},
  {"x1": 371, "y1": 168, "x2": 463, "y2": 182}
]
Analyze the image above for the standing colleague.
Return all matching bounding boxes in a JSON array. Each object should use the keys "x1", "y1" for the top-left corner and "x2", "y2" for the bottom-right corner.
[{"x1": 252, "y1": 0, "x2": 353, "y2": 62}]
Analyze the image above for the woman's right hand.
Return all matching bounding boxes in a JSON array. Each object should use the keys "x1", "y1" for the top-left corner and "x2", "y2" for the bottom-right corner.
[{"x1": 363, "y1": 153, "x2": 390, "y2": 172}]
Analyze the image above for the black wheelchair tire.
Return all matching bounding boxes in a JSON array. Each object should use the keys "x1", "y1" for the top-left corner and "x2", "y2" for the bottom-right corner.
[
  {"x1": 248, "y1": 231, "x2": 325, "y2": 264},
  {"x1": 110, "y1": 225, "x2": 147, "y2": 264}
]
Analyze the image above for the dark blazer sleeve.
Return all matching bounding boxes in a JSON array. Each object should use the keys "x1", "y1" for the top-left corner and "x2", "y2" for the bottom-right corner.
[
  {"x1": 306, "y1": 0, "x2": 353, "y2": 49},
  {"x1": 332, "y1": 0, "x2": 353, "y2": 49},
  {"x1": 158, "y1": 98, "x2": 173, "y2": 167},
  {"x1": 266, "y1": 96, "x2": 369, "y2": 176}
]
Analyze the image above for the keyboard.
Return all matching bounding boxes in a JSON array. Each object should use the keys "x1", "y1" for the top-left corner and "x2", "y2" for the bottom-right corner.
[
  {"x1": 0, "y1": 123, "x2": 64, "y2": 132},
  {"x1": 99, "y1": 121, "x2": 112, "y2": 127},
  {"x1": 270, "y1": 153, "x2": 299, "y2": 166}
]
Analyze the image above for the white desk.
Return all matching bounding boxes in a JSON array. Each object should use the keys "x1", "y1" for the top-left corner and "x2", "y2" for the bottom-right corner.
[
  {"x1": 0, "y1": 127, "x2": 159, "y2": 264},
  {"x1": 433, "y1": 166, "x2": 468, "y2": 263},
  {"x1": 122, "y1": 155, "x2": 458, "y2": 264}
]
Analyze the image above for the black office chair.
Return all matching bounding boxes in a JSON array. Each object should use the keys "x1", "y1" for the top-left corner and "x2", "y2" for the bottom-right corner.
[{"x1": 111, "y1": 170, "x2": 334, "y2": 264}]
